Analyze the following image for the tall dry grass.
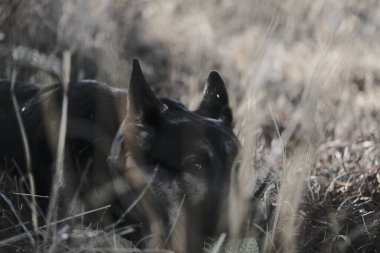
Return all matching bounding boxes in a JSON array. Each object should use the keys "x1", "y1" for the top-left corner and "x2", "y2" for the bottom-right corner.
[{"x1": 1, "y1": 0, "x2": 380, "y2": 252}]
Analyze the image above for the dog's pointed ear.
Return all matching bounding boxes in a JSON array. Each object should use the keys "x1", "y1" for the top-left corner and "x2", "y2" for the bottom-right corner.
[
  {"x1": 127, "y1": 59, "x2": 164, "y2": 124},
  {"x1": 196, "y1": 71, "x2": 233, "y2": 125}
]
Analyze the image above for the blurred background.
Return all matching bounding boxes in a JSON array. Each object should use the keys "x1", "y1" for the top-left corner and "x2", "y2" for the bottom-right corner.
[
  {"x1": 2, "y1": 0, "x2": 380, "y2": 252},
  {"x1": 2, "y1": 0, "x2": 380, "y2": 101},
  {"x1": 2, "y1": 0, "x2": 380, "y2": 144}
]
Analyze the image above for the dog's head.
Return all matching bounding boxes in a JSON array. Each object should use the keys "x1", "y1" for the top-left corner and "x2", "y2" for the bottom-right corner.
[{"x1": 117, "y1": 60, "x2": 240, "y2": 250}]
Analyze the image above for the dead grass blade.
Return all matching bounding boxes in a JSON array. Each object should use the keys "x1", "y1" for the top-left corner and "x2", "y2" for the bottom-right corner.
[{"x1": 10, "y1": 64, "x2": 39, "y2": 246}]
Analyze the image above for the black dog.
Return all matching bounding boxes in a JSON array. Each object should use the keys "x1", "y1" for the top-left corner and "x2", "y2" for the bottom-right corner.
[{"x1": 0, "y1": 60, "x2": 239, "y2": 252}]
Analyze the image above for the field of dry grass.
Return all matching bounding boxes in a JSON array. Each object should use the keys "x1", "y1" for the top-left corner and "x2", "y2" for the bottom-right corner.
[{"x1": 1, "y1": 0, "x2": 380, "y2": 252}]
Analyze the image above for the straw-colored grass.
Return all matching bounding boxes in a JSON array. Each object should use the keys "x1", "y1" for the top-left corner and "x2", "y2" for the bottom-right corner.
[{"x1": 1, "y1": 0, "x2": 380, "y2": 252}]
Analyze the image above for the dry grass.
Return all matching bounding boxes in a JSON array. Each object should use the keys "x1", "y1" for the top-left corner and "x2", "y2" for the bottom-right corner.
[{"x1": 1, "y1": 0, "x2": 380, "y2": 252}]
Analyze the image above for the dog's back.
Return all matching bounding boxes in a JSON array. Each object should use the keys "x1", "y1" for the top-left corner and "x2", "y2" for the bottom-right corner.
[{"x1": 0, "y1": 80, "x2": 126, "y2": 215}]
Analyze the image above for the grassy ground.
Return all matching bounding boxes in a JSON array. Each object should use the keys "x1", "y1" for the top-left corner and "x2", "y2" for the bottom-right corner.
[{"x1": 1, "y1": 0, "x2": 380, "y2": 252}]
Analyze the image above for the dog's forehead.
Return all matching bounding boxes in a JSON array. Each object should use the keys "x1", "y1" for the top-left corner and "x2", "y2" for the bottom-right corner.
[
  {"x1": 160, "y1": 98, "x2": 238, "y2": 149},
  {"x1": 160, "y1": 98, "x2": 189, "y2": 112},
  {"x1": 161, "y1": 98, "x2": 225, "y2": 128}
]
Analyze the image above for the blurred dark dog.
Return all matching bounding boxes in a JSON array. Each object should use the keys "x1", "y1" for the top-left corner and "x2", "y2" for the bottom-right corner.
[{"x1": 0, "y1": 60, "x2": 239, "y2": 252}]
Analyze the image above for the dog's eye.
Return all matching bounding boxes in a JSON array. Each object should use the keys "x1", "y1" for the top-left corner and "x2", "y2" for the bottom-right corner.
[
  {"x1": 193, "y1": 163, "x2": 202, "y2": 170},
  {"x1": 182, "y1": 155, "x2": 204, "y2": 171}
]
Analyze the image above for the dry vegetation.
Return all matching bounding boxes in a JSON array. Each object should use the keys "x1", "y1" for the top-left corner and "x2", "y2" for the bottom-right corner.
[{"x1": 1, "y1": 0, "x2": 380, "y2": 252}]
